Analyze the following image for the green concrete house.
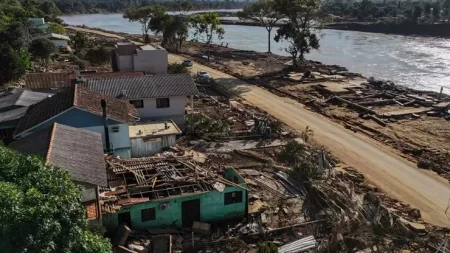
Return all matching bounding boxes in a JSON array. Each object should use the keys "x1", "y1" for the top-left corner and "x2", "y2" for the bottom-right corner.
[{"x1": 102, "y1": 157, "x2": 248, "y2": 232}]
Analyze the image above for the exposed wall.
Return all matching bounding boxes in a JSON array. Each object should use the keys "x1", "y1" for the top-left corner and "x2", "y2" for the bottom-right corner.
[
  {"x1": 102, "y1": 185, "x2": 247, "y2": 231},
  {"x1": 84, "y1": 124, "x2": 131, "y2": 158},
  {"x1": 133, "y1": 96, "x2": 186, "y2": 126},
  {"x1": 51, "y1": 40, "x2": 68, "y2": 48},
  {"x1": 116, "y1": 54, "x2": 134, "y2": 72},
  {"x1": 133, "y1": 50, "x2": 168, "y2": 74},
  {"x1": 130, "y1": 134, "x2": 176, "y2": 158}
]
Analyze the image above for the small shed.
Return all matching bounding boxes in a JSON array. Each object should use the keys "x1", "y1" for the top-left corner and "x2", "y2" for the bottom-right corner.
[{"x1": 129, "y1": 120, "x2": 181, "y2": 158}]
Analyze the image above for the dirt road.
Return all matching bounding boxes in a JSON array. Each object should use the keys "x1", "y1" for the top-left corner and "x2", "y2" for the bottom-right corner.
[{"x1": 67, "y1": 26, "x2": 450, "y2": 226}]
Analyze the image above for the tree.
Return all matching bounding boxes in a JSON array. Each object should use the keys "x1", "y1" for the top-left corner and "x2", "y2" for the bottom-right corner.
[
  {"x1": 29, "y1": 38, "x2": 55, "y2": 60},
  {"x1": 168, "y1": 63, "x2": 188, "y2": 73},
  {"x1": 150, "y1": 14, "x2": 190, "y2": 52},
  {"x1": 0, "y1": 44, "x2": 29, "y2": 86},
  {"x1": 424, "y1": 3, "x2": 432, "y2": 19},
  {"x1": 432, "y1": 3, "x2": 440, "y2": 21},
  {"x1": 85, "y1": 46, "x2": 111, "y2": 64},
  {"x1": 444, "y1": 0, "x2": 450, "y2": 21},
  {"x1": 70, "y1": 31, "x2": 88, "y2": 52},
  {"x1": 0, "y1": 146, "x2": 112, "y2": 252},
  {"x1": 274, "y1": 0, "x2": 322, "y2": 65},
  {"x1": 0, "y1": 21, "x2": 32, "y2": 50},
  {"x1": 179, "y1": 0, "x2": 193, "y2": 15},
  {"x1": 412, "y1": 5, "x2": 422, "y2": 22},
  {"x1": 48, "y1": 22, "x2": 66, "y2": 34},
  {"x1": 123, "y1": 5, "x2": 166, "y2": 43},
  {"x1": 39, "y1": 1, "x2": 61, "y2": 16},
  {"x1": 238, "y1": 0, "x2": 283, "y2": 53},
  {"x1": 191, "y1": 12, "x2": 225, "y2": 61}
]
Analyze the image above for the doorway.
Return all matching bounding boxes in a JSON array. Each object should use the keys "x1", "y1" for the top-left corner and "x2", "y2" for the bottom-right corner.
[
  {"x1": 118, "y1": 211, "x2": 132, "y2": 228},
  {"x1": 181, "y1": 199, "x2": 200, "y2": 228}
]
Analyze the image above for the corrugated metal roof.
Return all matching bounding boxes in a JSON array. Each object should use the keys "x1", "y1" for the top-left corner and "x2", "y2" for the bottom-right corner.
[
  {"x1": 10, "y1": 123, "x2": 107, "y2": 186},
  {"x1": 0, "y1": 88, "x2": 50, "y2": 109},
  {"x1": 82, "y1": 71, "x2": 145, "y2": 79},
  {"x1": 83, "y1": 74, "x2": 199, "y2": 99},
  {"x1": 0, "y1": 107, "x2": 28, "y2": 123}
]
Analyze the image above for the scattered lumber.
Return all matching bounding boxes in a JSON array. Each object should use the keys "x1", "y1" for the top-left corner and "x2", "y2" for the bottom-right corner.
[{"x1": 326, "y1": 96, "x2": 377, "y2": 115}]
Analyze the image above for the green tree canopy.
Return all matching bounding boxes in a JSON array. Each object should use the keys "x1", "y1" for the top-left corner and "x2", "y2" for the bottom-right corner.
[
  {"x1": 124, "y1": 5, "x2": 166, "y2": 43},
  {"x1": 0, "y1": 21, "x2": 33, "y2": 50},
  {"x1": 86, "y1": 46, "x2": 111, "y2": 64},
  {"x1": 29, "y1": 38, "x2": 55, "y2": 60},
  {"x1": 238, "y1": 0, "x2": 283, "y2": 53},
  {"x1": 0, "y1": 44, "x2": 29, "y2": 86},
  {"x1": 274, "y1": 0, "x2": 322, "y2": 65},
  {"x1": 191, "y1": 12, "x2": 225, "y2": 60},
  {"x1": 0, "y1": 146, "x2": 112, "y2": 252},
  {"x1": 70, "y1": 31, "x2": 88, "y2": 52},
  {"x1": 48, "y1": 22, "x2": 66, "y2": 34}
]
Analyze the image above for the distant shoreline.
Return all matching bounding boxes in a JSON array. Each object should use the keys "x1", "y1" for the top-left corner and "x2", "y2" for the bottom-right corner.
[{"x1": 219, "y1": 19, "x2": 450, "y2": 38}]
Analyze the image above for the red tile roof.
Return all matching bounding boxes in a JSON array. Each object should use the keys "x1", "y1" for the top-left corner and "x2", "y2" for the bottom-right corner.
[{"x1": 25, "y1": 72, "x2": 75, "y2": 89}]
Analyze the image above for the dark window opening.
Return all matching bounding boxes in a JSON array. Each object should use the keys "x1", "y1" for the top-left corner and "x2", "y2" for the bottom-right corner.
[
  {"x1": 224, "y1": 191, "x2": 243, "y2": 205},
  {"x1": 130, "y1": 100, "x2": 144, "y2": 108},
  {"x1": 141, "y1": 208, "x2": 156, "y2": 222},
  {"x1": 156, "y1": 98, "x2": 170, "y2": 108},
  {"x1": 233, "y1": 175, "x2": 239, "y2": 184}
]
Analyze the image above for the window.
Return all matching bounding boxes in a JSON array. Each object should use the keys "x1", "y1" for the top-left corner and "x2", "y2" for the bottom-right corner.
[
  {"x1": 156, "y1": 98, "x2": 170, "y2": 108},
  {"x1": 130, "y1": 100, "x2": 144, "y2": 108},
  {"x1": 224, "y1": 191, "x2": 243, "y2": 205},
  {"x1": 141, "y1": 208, "x2": 156, "y2": 222}
]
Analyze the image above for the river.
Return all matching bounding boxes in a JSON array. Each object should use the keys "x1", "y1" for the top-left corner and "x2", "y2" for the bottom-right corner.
[{"x1": 62, "y1": 13, "x2": 450, "y2": 92}]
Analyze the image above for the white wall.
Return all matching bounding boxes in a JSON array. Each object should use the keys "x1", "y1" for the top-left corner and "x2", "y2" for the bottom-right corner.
[
  {"x1": 134, "y1": 96, "x2": 185, "y2": 118},
  {"x1": 116, "y1": 54, "x2": 134, "y2": 72},
  {"x1": 130, "y1": 135, "x2": 176, "y2": 158},
  {"x1": 83, "y1": 123, "x2": 131, "y2": 151},
  {"x1": 51, "y1": 40, "x2": 68, "y2": 48},
  {"x1": 133, "y1": 50, "x2": 168, "y2": 74}
]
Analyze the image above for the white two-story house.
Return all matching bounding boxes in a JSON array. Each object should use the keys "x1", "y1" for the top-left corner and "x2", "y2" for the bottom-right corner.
[
  {"x1": 115, "y1": 42, "x2": 168, "y2": 74},
  {"x1": 82, "y1": 74, "x2": 199, "y2": 126}
]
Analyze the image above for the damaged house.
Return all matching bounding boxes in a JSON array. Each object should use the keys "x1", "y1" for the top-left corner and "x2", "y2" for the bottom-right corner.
[
  {"x1": 82, "y1": 74, "x2": 199, "y2": 126},
  {"x1": 101, "y1": 157, "x2": 248, "y2": 232},
  {"x1": 13, "y1": 84, "x2": 139, "y2": 158}
]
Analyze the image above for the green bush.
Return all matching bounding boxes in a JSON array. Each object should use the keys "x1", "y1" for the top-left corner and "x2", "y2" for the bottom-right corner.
[
  {"x1": 85, "y1": 46, "x2": 111, "y2": 64},
  {"x1": 168, "y1": 63, "x2": 188, "y2": 74},
  {"x1": 278, "y1": 140, "x2": 304, "y2": 164},
  {"x1": 29, "y1": 38, "x2": 55, "y2": 60},
  {"x1": 258, "y1": 242, "x2": 278, "y2": 253}
]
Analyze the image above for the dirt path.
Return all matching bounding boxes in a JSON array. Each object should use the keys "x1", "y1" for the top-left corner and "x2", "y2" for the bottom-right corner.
[{"x1": 67, "y1": 26, "x2": 450, "y2": 226}]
